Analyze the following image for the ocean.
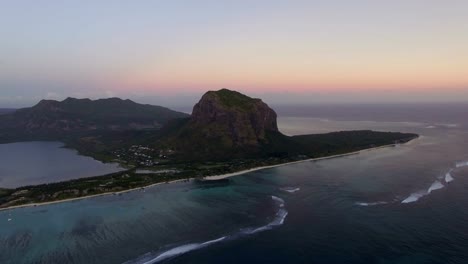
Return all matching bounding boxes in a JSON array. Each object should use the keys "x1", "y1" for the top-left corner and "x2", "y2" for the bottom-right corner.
[{"x1": 1, "y1": 103, "x2": 468, "y2": 264}]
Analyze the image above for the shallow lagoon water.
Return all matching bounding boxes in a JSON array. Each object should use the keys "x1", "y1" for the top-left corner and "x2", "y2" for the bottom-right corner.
[
  {"x1": 0, "y1": 141, "x2": 122, "y2": 188},
  {"x1": 1, "y1": 110, "x2": 468, "y2": 263}
]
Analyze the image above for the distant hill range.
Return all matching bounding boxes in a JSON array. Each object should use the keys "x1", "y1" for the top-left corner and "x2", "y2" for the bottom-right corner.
[{"x1": 0, "y1": 97, "x2": 188, "y2": 141}]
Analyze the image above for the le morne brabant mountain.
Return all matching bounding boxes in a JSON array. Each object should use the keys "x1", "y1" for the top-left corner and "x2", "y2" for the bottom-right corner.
[
  {"x1": 0, "y1": 89, "x2": 417, "y2": 209},
  {"x1": 157, "y1": 89, "x2": 416, "y2": 161},
  {"x1": 159, "y1": 89, "x2": 281, "y2": 160}
]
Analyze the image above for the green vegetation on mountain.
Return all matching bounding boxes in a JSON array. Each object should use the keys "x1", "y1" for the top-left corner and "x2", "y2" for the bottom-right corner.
[{"x1": 0, "y1": 97, "x2": 188, "y2": 143}]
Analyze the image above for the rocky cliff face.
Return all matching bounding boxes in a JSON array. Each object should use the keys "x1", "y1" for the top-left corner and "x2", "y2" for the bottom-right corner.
[
  {"x1": 161, "y1": 89, "x2": 283, "y2": 160},
  {"x1": 189, "y1": 89, "x2": 278, "y2": 147}
]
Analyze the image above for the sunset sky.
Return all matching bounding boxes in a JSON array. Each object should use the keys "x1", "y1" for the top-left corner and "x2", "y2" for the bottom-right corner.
[{"x1": 1, "y1": 1, "x2": 468, "y2": 107}]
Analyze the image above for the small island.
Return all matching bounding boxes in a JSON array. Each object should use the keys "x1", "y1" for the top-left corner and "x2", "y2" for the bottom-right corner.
[{"x1": 0, "y1": 89, "x2": 418, "y2": 209}]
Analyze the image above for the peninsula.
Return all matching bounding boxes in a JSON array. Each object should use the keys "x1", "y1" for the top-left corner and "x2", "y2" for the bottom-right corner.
[{"x1": 0, "y1": 89, "x2": 418, "y2": 209}]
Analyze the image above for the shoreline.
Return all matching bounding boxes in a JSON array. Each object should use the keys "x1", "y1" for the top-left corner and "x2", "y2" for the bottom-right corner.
[
  {"x1": 203, "y1": 144, "x2": 394, "y2": 180},
  {"x1": 0, "y1": 141, "x2": 412, "y2": 212}
]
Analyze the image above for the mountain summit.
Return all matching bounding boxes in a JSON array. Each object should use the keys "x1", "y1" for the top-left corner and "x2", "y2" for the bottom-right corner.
[
  {"x1": 161, "y1": 89, "x2": 284, "y2": 160},
  {"x1": 190, "y1": 89, "x2": 278, "y2": 146}
]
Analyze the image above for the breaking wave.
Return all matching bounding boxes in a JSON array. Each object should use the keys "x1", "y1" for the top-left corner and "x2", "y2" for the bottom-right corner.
[
  {"x1": 280, "y1": 187, "x2": 300, "y2": 193},
  {"x1": 399, "y1": 159, "x2": 468, "y2": 204},
  {"x1": 355, "y1": 201, "x2": 388, "y2": 206},
  {"x1": 241, "y1": 196, "x2": 288, "y2": 234},
  {"x1": 357, "y1": 159, "x2": 464, "y2": 206},
  {"x1": 401, "y1": 191, "x2": 428, "y2": 204},
  {"x1": 445, "y1": 171, "x2": 454, "y2": 183},
  {"x1": 434, "y1": 123, "x2": 459, "y2": 128},
  {"x1": 138, "y1": 237, "x2": 227, "y2": 263},
  {"x1": 364, "y1": 159, "x2": 465, "y2": 205},
  {"x1": 427, "y1": 180, "x2": 444, "y2": 193},
  {"x1": 402, "y1": 180, "x2": 445, "y2": 204},
  {"x1": 455, "y1": 161, "x2": 468, "y2": 168},
  {"x1": 127, "y1": 195, "x2": 288, "y2": 264}
]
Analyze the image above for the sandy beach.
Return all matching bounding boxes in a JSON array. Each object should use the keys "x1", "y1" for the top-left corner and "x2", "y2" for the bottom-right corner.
[
  {"x1": 0, "y1": 141, "x2": 411, "y2": 212},
  {"x1": 203, "y1": 143, "x2": 402, "y2": 180}
]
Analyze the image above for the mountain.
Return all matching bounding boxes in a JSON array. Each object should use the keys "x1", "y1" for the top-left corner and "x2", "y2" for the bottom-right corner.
[
  {"x1": 158, "y1": 89, "x2": 284, "y2": 159},
  {"x1": 190, "y1": 89, "x2": 278, "y2": 145},
  {"x1": 158, "y1": 89, "x2": 417, "y2": 161},
  {"x1": 0, "y1": 97, "x2": 188, "y2": 141}
]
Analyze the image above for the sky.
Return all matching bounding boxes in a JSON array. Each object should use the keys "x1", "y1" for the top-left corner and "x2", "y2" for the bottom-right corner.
[{"x1": 1, "y1": 0, "x2": 468, "y2": 108}]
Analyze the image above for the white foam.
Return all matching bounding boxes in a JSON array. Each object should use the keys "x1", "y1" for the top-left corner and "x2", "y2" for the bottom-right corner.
[
  {"x1": 401, "y1": 191, "x2": 427, "y2": 204},
  {"x1": 425, "y1": 125, "x2": 436, "y2": 129},
  {"x1": 445, "y1": 171, "x2": 454, "y2": 183},
  {"x1": 271, "y1": 195, "x2": 285, "y2": 207},
  {"x1": 435, "y1": 123, "x2": 459, "y2": 128},
  {"x1": 280, "y1": 187, "x2": 300, "y2": 193},
  {"x1": 427, "y1": 180, "x2": 444, "y2": 193},
  {"x1": 402, "y1": 180, "x2": 445, "y2": 204},
  {"x1": 244, "y1": 208, "x2": 288, "y2": 234},
  {"x1": 455, "y1": 161, "x2": 468, "y2": 168},
  {"x1": 140, "y1": 236, "x2": 226, "y2": 264},
  {"x1": 355, "y1": 201, "x2": 388, "y2": 206},
  {"x1": 241, "y1": 196, "x2": 288, "y2": 234},
  {"x1": 131, "y1": 195, "x2": 288, "y2": 264}
]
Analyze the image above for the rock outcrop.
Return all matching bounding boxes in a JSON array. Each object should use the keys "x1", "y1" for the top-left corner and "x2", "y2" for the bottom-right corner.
[
  {"x1": 163, "y1": 89, "x2": 283, "y2": 160},
  {"x1": 189, "y1": 88, "x2": 278, "y2": 147}
]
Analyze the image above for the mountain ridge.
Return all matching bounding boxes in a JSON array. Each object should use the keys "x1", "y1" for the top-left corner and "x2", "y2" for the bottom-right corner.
[{"x1": 0, "y1": 97, "x2": 189, "y2": 142}]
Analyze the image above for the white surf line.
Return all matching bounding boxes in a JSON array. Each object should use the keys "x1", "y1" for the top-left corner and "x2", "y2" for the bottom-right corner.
[
  {"x1": 131, "y1": 195, "x2": 289, "y2": 264},
  {"x1": 355, "y1": 201, "x2": 389, "y2": 206},
  {"x1": 360, "y1": 158, "x2": 467, "y2": 205},
  {"x1": 401, "y1": 179, "x2": 446, "y2": 204},
  {"x1": 455, "y1": 160, "x2": 468, "y2": 168},
  {"x1": 445, "y1": 170, "x2": 454, "y2": 183},
  {"x1": 279, "y1": 187, "x2": 300, "y2": 193}
]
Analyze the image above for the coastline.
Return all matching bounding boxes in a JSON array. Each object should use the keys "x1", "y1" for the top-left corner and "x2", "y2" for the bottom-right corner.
[
  {"x1": 203, "y1": 144, "x2": 395, "y2": 180},
  {"x1": 0, "y1": 141, "x2": 412, "y2": 212}
]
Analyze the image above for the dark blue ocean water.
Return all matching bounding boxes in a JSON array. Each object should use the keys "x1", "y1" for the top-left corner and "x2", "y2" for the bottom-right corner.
[{"x1": 1, "y1": 104, "x2": 468, "y2": 264}]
